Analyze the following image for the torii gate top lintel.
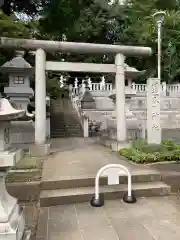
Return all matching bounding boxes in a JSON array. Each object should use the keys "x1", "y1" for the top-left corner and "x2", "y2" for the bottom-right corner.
[{"x1": 0, "y1": 37, "x2": 152, "y2": 57}]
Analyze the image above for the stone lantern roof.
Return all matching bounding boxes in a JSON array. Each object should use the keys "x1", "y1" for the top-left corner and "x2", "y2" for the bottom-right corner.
[
  {"x1": 124, "y1": 63, "x2": 146, "y2": 79},
  {"x1": 1, "y1": 51, "x2": 33, "y2": 75},
  {"x1": 104, "y1": 63, "x2": 146, "y2": 82}
]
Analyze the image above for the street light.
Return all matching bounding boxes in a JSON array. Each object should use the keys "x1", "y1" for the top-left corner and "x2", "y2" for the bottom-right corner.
[{"x1": 153, "y1": 11, "x2": 166, "y2": 80}]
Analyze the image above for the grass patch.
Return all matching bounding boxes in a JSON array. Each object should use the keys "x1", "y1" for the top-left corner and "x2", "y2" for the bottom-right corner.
[
  {"x1": 120, "y1": 139, "x2": 180, "y2": 164},
  {"x1": 7, "y1": 154, "x2": 44, "y2": 183},
  {"x1": 6, "y1": 171, "x2": 41, "y2": 183},
  {"x1": 12, "y1": 155, "x2": 43, "y2": 170}
]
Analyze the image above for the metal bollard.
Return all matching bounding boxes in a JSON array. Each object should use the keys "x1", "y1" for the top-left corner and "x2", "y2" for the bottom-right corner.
[{"x1": 90, "y1": 164, "x2": 137, "y2": 207}]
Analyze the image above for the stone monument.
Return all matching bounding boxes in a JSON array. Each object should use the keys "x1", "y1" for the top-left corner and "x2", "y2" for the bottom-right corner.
[
  {"x1": 147, "y1": 78, "x2": 161, "y2": 144},
  {"x1": 0, "y1": 98, "x2": 30, "y2": 240}
]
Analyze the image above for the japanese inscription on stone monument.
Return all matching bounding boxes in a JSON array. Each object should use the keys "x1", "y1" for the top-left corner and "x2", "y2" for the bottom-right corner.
[{"x1": 147, "y1": 78, "x2": 161, "y2": 144}]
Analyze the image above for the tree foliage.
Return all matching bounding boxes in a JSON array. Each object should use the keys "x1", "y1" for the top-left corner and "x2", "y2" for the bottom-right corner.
[
  {"x1": 1, "y1": 0, "x2": 48, "y2": 16},
  {"x1": 0, "y1": 10, "x2": 35, "y2": 93},
  {"x1": 1, "y1": 0, "x2": 180, "y2": 85}
]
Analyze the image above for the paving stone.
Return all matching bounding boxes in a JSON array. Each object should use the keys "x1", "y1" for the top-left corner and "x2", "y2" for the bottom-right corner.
[
  {"x1": 75, "y1": 203, "x2": 111, "y2": 230},
  {"x1": 142, "y1": 219, "x2": 180, "y2": 240},
  {"x1": 103, "y1": 199, "x2": 131, "y2": 219},
  {"x1": 103, "y1": 200, "x2": 154, "y2": 239},
  {"x1": 48, "y1": 231, "x2": 82, "y2": 240},
  {"x1": 36, "y1": 207, "x2": 48, "y2": 238},
  {"x1": 42, "y1": 139, "x2": 148, "y2": 182},
  {"x1": 37, "y1": 195, "x2": 180, "y2": 240},
  {"x1": 48, "y1": 204, "x2": 76, "y2": 220},
  {"x1": 120, "y1": 197, "x2": 155, "y2": 218},
  {"x1": 110, "y1": 218, "x2": 154, "y2": 240},
  {"x1": 80, "y1": 226, "x2": 118, "y2": 240},
  {"x1": 47, "y1": 205, "x2": 80, "y2": 239}
]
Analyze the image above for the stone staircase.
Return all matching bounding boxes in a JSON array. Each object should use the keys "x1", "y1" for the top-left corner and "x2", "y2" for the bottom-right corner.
[
  {"x1": 50, "y1": 99, "x2": 83, "y2": 138},
  {"x1": 40, "y1": 170, "x2": 170, "y2": 207}
]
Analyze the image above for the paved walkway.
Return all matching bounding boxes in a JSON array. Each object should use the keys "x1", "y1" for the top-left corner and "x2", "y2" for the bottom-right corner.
[
  {"x1": 42, "y1": 138, "x2": 157, "y2": 182},
  {"x1": 36, "y1": 196, "x2": 180, "y2": 240},
  {"x1": 37, "y1": 138, "x2": 180, "y2": 239}
]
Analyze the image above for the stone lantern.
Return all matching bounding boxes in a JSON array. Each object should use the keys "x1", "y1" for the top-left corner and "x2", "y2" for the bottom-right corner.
[
  {"x1": 81, "y1": 84, "x2": 96, "y2": 109},
  {"x1": 124, "y1": 63, "x2": 146, "y2": 88},
  {"x1": 2, "y1": 51, "x2": 34, "y2": 110},
  {"x1": 104, "y1": 64, "x2": 146, "y2": 144},
  {"x1": 0, "y1": 98, "x2": 31, "y2": 240}
]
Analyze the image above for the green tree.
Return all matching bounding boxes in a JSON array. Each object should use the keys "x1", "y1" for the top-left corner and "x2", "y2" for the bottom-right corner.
[
  {"x1": 1, "y1": 0, "x2": 48, "y2": 16},
  {"x1": 38, "y1": 0, "x2": 180, "y2": 83},
  {"x1": 46, "y1": 75, "x2": 68, "y2": 99},
  {"x1": 0, "y1": 10, "x2": 34, "y2": 93},
  {"x1": 2, "y1": 0, "x2": 180, "y2": 85}
]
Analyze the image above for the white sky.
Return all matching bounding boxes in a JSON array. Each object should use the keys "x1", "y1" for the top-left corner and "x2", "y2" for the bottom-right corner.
[{"x1": 14, "y1": 12, "x2": 40, "y2": 21}]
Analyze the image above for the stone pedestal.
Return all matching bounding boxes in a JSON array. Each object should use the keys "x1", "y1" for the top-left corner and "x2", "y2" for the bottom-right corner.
[
  {"x1": 29, "y1": 142, "x2": 51, "y2": 157},
  {"x1": 0, "y1": 122, "x2": 27, "y2": 240},
  {"x1": 0, "y1": 121, "x2": 23, "y2": 164},
  {"x1": 0, "y1": 172, "x2": 25, "y2": 240},
  {"x1": 110, "y1": 141, "x2": 130, "y2": 151},
  {"x1": 101, "y1": 138, "x2": 130, "y2": 151}
]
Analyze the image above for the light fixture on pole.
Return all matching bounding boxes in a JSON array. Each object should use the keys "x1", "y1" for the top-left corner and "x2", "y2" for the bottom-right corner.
[{"x1": 153, "y1": 11, "x2": 166, "y2": 80}]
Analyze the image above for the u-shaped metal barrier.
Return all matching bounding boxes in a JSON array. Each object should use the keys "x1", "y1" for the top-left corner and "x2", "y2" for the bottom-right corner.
[{"x1": 90, "y1": 164, "x2": 137, "y2": 207}]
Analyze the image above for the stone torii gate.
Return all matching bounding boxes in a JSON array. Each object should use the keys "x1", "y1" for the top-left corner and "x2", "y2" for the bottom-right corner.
[{"x1": 0, "y1": 37, "x2": 152, "y2": 155}]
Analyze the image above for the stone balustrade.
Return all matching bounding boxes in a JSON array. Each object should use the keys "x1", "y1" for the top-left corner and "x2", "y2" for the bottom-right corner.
[
  {"x1": 71, "y1": 82, "x2": 180, "y2": 97},
  {"x1": 129, "y1": 96, "x2": 180, "y2": 110},
  {"x1": 90, "y1": 83, "x2": 113, "y2": 92},
  {"x1": 70, "y1": 80, "x2": 180, "y2": 141}
]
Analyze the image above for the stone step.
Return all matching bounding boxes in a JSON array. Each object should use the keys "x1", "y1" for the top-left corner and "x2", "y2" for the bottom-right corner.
[
  {"x1": 50, "y1": 120, "x2": 65, "y2": 123},
  {"x1": 66, "y1": 130, "x2": 82, "y2": 133},
  {"x1": 50, "y1": 125, "x2": 82, "y2": 129},
  {"x1": 40, "y1": 181, "x2": 171, "y2": 207},
  {"x1": 51, "y1": 129, "x2": 66, "y2": 132},
  {"x1": 51, "y1": 130, "x2": 82, "y2": 134},
  {"x1": 51, "y1": 133, "x2": 83, "y2": 138},
  {"x1": 50, "y1": 135, "x2": 67, "y2": 138},
  {"x1": 51, "y1": 133, "x2": 66, "y2": 137},
  {"x1": 41, "y1": 171, "x2": 162, "y2": 190}
]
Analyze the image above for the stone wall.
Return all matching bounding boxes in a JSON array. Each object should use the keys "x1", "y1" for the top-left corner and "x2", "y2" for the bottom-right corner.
[
  {"x1": 84, "y1": 106, "x2": 180, "y2": 130},
  {"x1": 129, "y1": 96, "x2": 180, "y2": 110},
  {"x1": 11, "y1": 119, "x2": 50, "y2": 144}
]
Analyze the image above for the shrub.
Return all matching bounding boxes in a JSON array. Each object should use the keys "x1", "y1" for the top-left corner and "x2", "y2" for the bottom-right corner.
[
  {"x1": 131, "y1": 140, "x2": 147, "y2": 151},
  {"x1": 141, "y1": 144, "x2": 165, "y2": 153},
  {"x1": 120, "y1": 139, "x2": 180, "y2": 164},
  {"x1": 173, "y1": 149, "x2": 180, "y2": 162},
  {"x1": 161, "y1": 139, "x2": 176, "y2": 151}
]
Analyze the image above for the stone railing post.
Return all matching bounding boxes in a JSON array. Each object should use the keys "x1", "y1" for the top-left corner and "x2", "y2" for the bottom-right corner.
[
  {"x1": 83, "y1": 115, "x2": 89, "y2": 137},
  {"x1": 127, "y1": 78, "x2": 132, "y2": 88},
  {"x1": 161, "y1": 82, "x2": 166, "y2": 96},
  {"x1": 131, "y1": 82, "x2": 136, "y2": 90},
  {"x1": 69, "y1": 84, "x2": 73, "y2": 96}
]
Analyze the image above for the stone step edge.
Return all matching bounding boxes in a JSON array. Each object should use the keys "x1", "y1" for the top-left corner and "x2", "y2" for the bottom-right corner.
[
  {"x1": 40, "y1": 181, "x2": 171, "y2": 207},
  {"x1": 41, "y1": 172, "x2": 162, "y2": 190}
]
